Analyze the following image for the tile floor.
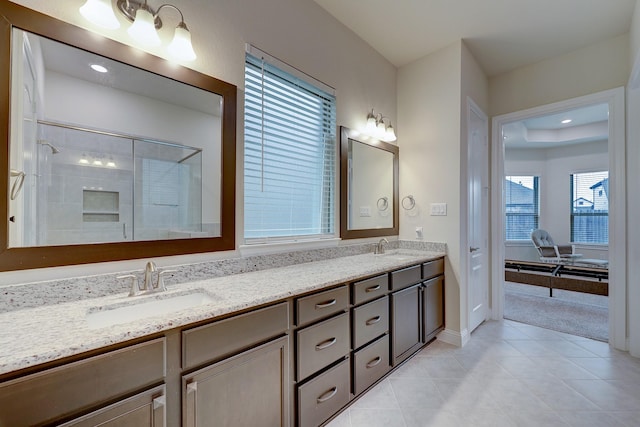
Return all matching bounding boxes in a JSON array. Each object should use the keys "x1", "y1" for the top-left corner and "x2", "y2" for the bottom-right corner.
[{"x1": 326, "y1": 320, "x2": 640, "y2": 427}]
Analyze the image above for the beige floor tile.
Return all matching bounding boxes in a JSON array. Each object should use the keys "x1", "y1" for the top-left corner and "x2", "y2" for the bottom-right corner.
[{"x1": 326, "y1": 320, "x2": 640, "y2": 427}]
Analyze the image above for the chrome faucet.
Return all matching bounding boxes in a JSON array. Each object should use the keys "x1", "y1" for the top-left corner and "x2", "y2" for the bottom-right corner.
[
  {"x1": 374, "y1": 238, "x2": 389, "y2": 254},
  {"x1": 143, "y1": 261, "x2": 157, "y2": 291}
]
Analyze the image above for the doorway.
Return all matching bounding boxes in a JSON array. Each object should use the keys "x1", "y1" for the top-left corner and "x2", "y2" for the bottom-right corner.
[{"x1": 491, "y1": 88, "x2": 626, "y2": 350}]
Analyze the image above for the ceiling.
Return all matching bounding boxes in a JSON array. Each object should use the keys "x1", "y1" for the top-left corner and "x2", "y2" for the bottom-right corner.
[
  {"x1": 313, "y1": 0, "x2": 637, "y2": 76},
  {"x1": 502, "y1": 102, "x2": 609, "y2": 149}
]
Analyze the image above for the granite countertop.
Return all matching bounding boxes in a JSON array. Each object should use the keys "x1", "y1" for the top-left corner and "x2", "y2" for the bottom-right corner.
[{"x1": 0, "y1": 249, "x2": 444, "y2": 376}]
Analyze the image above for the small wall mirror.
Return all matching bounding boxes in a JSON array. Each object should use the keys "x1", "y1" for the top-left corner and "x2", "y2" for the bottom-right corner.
[
  {"x1": 0, "y1": 2, "x2": 236, "y2": 271},
  {"x1": 340, "y1": 126, "x2": 398, "y2": 239}
]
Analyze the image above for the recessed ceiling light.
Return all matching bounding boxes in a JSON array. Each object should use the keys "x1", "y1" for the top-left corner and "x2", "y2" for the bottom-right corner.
[
  {"x1": 90, "y1": 64, "x2": 108, "y2": 73},
  {"x1": 561, "y1": 119, "x2": 572, "y2": 124}
]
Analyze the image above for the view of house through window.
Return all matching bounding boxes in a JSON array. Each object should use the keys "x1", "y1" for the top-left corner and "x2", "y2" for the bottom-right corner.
[
  {"x1": 571, "y1": 171, "x2": 609, "y2": 243},
  {"x1": 505, "y1": 176, "x2": 539, "y2": 240},
  {"x1": 243, "y1": 49, "x2": 336, "y2": 242}
]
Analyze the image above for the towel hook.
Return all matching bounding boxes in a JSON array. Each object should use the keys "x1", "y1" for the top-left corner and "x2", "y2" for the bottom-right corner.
[
  {"x1": 377, "y1": 196, "x2": 389, "y2": 211},
  {"x1": 401, "y1": 195, "x2": 415, "y2": 210}
]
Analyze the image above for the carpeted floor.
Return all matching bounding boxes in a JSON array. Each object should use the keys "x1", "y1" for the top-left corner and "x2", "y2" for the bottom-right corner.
[{"x1": 504, "y1": 281, "x2": 608, "y2": 342}]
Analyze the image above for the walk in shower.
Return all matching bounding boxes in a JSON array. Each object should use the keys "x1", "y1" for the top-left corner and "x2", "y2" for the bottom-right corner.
[{"x1": 21, "y1": 121, "x2": 204, "y2": 246}]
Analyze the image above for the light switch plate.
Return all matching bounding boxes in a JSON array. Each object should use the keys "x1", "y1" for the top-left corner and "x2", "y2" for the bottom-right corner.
[{"x1": 430, "y1": 203, "x2": 447, "y2": 216}]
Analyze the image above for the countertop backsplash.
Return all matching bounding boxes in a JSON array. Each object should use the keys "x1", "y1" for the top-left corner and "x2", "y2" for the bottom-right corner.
[{"x1": 0, "y1": 240, "x2": 446, "y2": 313}]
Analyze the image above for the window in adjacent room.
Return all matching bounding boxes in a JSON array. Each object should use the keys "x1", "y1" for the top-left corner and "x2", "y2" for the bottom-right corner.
[
  {"x1": 505, "y1": 175, "x2": 539, "y2": 240},
  {"x1": 243, "y1": 46, "x2": 336, "y2": 242},
  {"x1": 570, "y1": 171, "x2": 609, "y2": 243}
]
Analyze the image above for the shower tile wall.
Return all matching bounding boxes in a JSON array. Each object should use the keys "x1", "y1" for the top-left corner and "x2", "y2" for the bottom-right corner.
[{"x1": 42, "y1": 124, "x2": 133, "y2": 245}]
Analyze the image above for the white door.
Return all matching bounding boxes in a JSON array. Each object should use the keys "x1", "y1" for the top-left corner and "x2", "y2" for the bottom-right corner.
[{"x1": 468, "y1": 99, "x2": 489, "y2": 333}]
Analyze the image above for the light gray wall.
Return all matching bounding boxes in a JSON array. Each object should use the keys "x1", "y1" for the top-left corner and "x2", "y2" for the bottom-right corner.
[
  {"x1": 489, "y1": 34, "x2": 629, "y2": 117},
  {"x1": 397, "y1": 40, "x2": 489, "y2": 337}
]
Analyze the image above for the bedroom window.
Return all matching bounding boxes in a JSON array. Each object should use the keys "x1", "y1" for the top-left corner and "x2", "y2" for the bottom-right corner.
[
  {"x1": 505, "y1": 175, "x2": 539, "y2": 240},
  {"x1": 244, "y1": 46, "x2": 336, "y2": 242},
  {"x1": 570, "y1": 171, "x2": 609, "y2": 243}
]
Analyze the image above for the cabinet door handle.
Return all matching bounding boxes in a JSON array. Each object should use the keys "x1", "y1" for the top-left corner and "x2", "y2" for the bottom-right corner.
[
  {"x1": 366, "y1": 315, "x2": 382, "y2": 326},
  {"x1": 185, "y1": 381, "x2": 198, "y2": 427},
  {"x1": 366, "y1": 356, "x2": 382, "y2": 369},
  {"x1": 315, "y1": 337, "x2": 337, "y2": 350},
  {"x1": 152, "y1": 395, "x2": 166, "y2": 427},
  {"x1": 316, "y1": 386, "x2": 338, "y2": 403},
  {"x1": 315, "y1": 299, "x2": 337, "y2": 309},
  {"x1": 365, "y1": 284, "x2": 381, "y2": 293}
]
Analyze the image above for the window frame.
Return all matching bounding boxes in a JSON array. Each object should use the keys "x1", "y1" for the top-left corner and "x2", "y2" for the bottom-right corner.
[
  {"x1": 504, "y1": 175, "x2": 540, "y2": 241},
  {"x1": 243, "y1": 45, "x2": 337, "y2": 244},
  {"x1": 570, "y1": 171, "x2": 609, "y2": 244}
]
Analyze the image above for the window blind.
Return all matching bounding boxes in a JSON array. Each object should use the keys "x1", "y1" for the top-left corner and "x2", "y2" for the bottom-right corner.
[
  {"x1": 505, "y1": 176, "x2": 539, "y2": 240},
  {"x1": 570, "y1": 171, "x2": 608, "y2": 243},
  {"x1": 244, "y1": 49, "x2": 336, "y2": 242}
]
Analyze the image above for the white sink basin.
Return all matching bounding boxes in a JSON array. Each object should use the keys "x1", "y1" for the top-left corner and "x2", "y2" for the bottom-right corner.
[
  {"x1": 86, "y1": 291, "x2": 214, "y2": 329},
  {"x1": 374, "y1": 250, "x2": 419, "y2": 261}
]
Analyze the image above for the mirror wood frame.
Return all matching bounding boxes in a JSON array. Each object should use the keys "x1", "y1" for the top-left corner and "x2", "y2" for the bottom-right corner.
[
  {"x1": 340, "y1": 126, "x2": 399, "y2": 239},
  {"x1": 0, "y1": 1, "x2": 237, "y2": 271}
]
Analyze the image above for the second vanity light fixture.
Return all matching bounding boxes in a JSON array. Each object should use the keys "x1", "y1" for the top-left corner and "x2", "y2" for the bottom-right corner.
[
  {"x1": 79, "y1": 0, "x2": 197, "y2": 62},
  {"x1": 365, "y1": 109, "x2": 397, "y2": 142}
]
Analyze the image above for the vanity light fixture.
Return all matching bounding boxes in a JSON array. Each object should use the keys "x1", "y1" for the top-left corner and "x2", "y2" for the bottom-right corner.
[
  {"x1": 79, "y1": 0, "x2": 197, "y2": 62},
  {"x1": 365, "y1": 109, "x2": 397, "y2": 142}
]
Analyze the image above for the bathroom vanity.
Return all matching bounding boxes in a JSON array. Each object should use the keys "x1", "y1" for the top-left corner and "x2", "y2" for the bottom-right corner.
[{"x1": 0, "y1": 250, "x2": 444, "y2": 426}]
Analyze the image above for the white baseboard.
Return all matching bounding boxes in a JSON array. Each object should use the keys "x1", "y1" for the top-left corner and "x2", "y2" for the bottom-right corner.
[{"x1": 437, "y1": 328, "x2": 470, "y2": 347}]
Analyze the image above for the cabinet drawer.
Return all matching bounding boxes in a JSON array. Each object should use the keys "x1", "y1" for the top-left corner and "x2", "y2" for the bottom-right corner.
[
  {"x1": 353, "y1": 335, "x2": 390, "y2": 396},
  {"x1": 298, "y1": 358, "x2": 350, "y2": 427},
  {"x1": 352, "y1": 274, "x2": 388, "y2": 305},
  {"x1": 389, "y1": 264, "x2": 421, "y2": 291},
  {"x1": 352, "y1": 296, "x2": 389, "y2": 349},
  {"x1": 422, "y1": 258, "x2": 444, "y2": 280},
  {"x1": 296, "y1": 286, "x2": 349, "y2": 326},
  {"x1": 297, "y1": 312, "x2": 350, "y2": 381},
  {"x1": 0, "y1": 338, "x2": 165, "y2": 427},
  {"x1": 182, "y1": 302, "x2": 289, "y2": 370}
]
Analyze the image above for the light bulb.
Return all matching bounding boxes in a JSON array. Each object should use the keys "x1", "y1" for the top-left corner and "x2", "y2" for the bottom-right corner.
[
  {"x1": 128, "y1": 6, "x2": 161, "y2": 47},
  {"x1": 167, "y1": 23, "x2": 197, "y2": 61},
  {"x1": 385, "y1": 124, "x2": 397, "y2": 142},
  {"x1": 366, "y1": 111, "x2": 377, "y2": 133},
  {"x1": 79, "y1": 0, "x2": 120, "y2": 30}
]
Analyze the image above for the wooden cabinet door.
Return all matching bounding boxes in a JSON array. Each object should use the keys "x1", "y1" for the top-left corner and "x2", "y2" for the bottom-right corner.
[
  {"x1": 60, "y1": 385, "x2": 165, "y2": 427},
  {"x1": 423, "y1": 276, "x2": 444, "y2": 342},
  {"x1": 391, "y1": 284, "x2": 421, "y2": 366},
  {"x1": 183, "y1": 336, "x2": 290, "y2": 427}
]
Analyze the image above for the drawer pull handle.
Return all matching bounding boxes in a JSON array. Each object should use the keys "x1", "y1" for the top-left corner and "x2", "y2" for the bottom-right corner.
[
  {"x1": 315, "y1": 337, "x2": 337, "y2": 350},
  {"x1": 366, "y1": 316, "x2": 382, "y2": 326},
  {"x1": 315, "y1": 299, "x2": 337, "y2": 309},
  {"x1": 365, "y1": 284, "x2": 381, "y2": 293},
  {"x1": 366, "y1": 356, "x2": 382, "y2": 369},
  {"x1": 317, "y1": 386, "x2": 338, "y2": 403}
]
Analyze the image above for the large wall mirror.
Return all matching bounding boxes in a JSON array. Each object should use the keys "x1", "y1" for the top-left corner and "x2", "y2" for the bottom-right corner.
[
  {"x1": 340, "y1": 126, "x2": 398, "y2": 239},
  {"x1": 0, "y1": 2, "x2": 236, "y2": 271}
]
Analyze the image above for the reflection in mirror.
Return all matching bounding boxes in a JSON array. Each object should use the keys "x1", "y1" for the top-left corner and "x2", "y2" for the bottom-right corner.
[
  {"x1": 0, "y1": 1, "x2": 236, "y2": 271},
  {"x1": 9, "y1": 29, "x2": 221, "y2": 247},
  {"x1": 348, "y1": 139, "x2": 394, "y2": 230},
  {"x1": 340, "y1": 126, "x2": 398, "y2": 239}
]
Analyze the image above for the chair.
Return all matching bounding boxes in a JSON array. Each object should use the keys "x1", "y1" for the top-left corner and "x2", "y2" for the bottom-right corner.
[{"x1": 530, "y1": 229, "x2": 582, "y2": 264}]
